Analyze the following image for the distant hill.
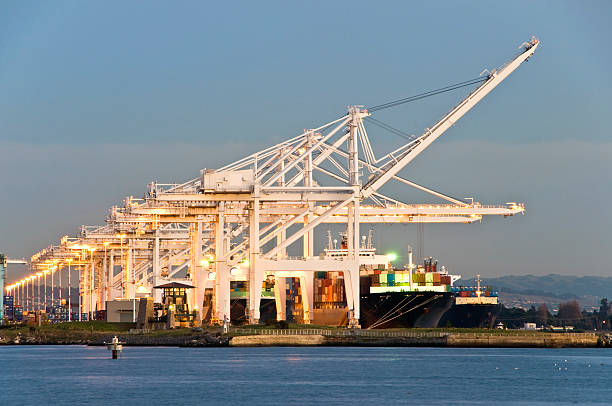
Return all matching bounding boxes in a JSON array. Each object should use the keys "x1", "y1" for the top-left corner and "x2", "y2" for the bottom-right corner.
[{"x1": 459, "y1": 274, "x2": 612, "y2": 300}]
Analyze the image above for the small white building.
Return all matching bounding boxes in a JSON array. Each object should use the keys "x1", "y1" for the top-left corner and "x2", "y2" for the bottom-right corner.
[
  {"x1": 106, "y1": 300, "x2": 140, "y2": 323},
  {"x1": 523, "y1": 322, "x2": 537, "y2": 330}
]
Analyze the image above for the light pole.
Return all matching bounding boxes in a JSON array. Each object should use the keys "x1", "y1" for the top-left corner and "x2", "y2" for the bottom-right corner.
[
  {"x1": 29, "y1": 276, "x2": 34, "y2": 312},
  {"x1": 79, "y1": 262, "x2": 82, "y2": 321},
  {"x1": 43, "y1": 270, "x2": 48, "y2": 312},
  {"x1": 30, "y1": 276, "x2": 35, "y2": 312},
  {"x1": 58, "y1": 263, "x2": 62, "y2": 307},
  {"x1": 51, "y1": 265, "x2": 55, "y2": 308},
  {"x1": 89, "y1": 248, "x2": 95, "y2": 321},
  {"x1": 36, "y1": 273, "x2": 42, "y2": 311},
  {"x1": 78, "y1": 253, "x2": 83, "y2": 322},
  {"x1": 67, "y1": 259, "x2": 72, "y2": 322},
  {"x1": 73, "y1": 250, "x2": 84, "y2": 321},
  {"x1": 131, "y1": 242, "x2": 136, "y2": 323},
  {"x1": 103, "y1": 241, "x2": 109, "y2": 306},
  {"x1": 117, "y1": 234, "x2": 126, "y2": 298}
]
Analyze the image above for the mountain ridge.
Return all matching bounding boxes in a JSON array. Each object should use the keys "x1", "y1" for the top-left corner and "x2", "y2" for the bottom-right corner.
[{"x1": 459, "y1": 274, "x2": 612, "y2": 299}]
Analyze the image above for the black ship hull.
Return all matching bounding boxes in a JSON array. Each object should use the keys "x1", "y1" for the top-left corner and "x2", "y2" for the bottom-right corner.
[
  {"x1": 226, "y1": 293, "x2": 500, "y2": 329},
  {"x1": 438, "y1": 302, "x2": 501, "y2": 328},
  {"x1": 359, "y1": 292, "x2": 455, "y2": 329}
]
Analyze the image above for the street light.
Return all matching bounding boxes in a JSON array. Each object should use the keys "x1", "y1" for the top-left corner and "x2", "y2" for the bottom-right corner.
[
  {"x1": 103, "y1": 242, "x2": 109, "y2": 306},
  {"x1": 57, "y1": 263, "x2": 62, "y2": 309},
  {"x1": 116, "y1": 234, "x2": 126, "y2": 298},
  {"x1": 89, "y1": 248, "x2": 95, "y2": 321},
  {"x1": 29, "y1": 276, "x2": 35, "y2": 312},
  {"x1": 77, "y1": 252, "x2": 83, "y2": 322},
  {"x1": 51, "y1": 264, "x2": 54, "y2": 307},
  {"x1": 43, "y1": 269, "x2": 49, "y2": 312},
  {"x1": 36, "y1": 273, "x2": 42, "y2": 311},
  {"x1": 67, "y1": 259, "x2": 72, "y2": 322}
]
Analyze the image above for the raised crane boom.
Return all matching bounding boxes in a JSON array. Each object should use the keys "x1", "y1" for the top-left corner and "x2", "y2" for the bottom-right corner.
[{"x1": 361, "y1": 37, "x2": 539, "y2": 199}]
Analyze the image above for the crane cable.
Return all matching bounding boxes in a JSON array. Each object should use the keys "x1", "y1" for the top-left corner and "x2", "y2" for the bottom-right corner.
[
  {"x1": 368, "y1": 295, "x2": 442, "y2": 329},
  {"x1": 361, "y1": 76, "x2": 489, "y2": 144},
  {"x1": 367, "y1": 76, "x2": 488, "y2": 112},
  {"x1": 365, "y1": 116, "x2": 416, "y2": 142}
]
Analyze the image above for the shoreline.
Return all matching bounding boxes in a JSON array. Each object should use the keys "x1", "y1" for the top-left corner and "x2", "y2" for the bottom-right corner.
[{"x1": 2, "y1": 324, "x2": 611, "y2": 348}]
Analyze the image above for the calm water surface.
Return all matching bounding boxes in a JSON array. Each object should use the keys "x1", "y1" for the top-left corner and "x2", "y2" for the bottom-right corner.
[{"x1": 1, "y1": 346, "x2": 611, "y2": 405}]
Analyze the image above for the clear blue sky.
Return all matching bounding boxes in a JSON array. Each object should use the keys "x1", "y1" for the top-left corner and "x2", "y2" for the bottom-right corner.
[{"x1": 1, "y1": 1, "x2": 611, "y2": 280}]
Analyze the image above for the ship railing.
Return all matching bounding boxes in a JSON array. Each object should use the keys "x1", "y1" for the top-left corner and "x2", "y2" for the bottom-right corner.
[
  {"x1": 388, "y1": 203, "x2": 522, "y2": 209},
  {"x1": 234, "y1": 328, "x2": 449, "y2": 338}
]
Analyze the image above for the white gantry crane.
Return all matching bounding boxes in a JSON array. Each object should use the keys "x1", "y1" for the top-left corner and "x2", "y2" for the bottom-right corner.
[
  {"x1": 1, "y1": 254, "x2": 27, "y2": 324},
  {"x1": 20, "y1": 38, "x2": 538, "y2": 328}
]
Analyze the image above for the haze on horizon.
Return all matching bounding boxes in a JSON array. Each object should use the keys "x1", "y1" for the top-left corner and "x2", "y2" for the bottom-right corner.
[{"x1": 1, "y1": 1, "x2": 611, "y2": 281}]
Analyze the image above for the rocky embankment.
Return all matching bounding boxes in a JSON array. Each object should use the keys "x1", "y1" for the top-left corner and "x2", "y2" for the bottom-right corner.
[
  {"x1": 89, "y1": 333, "x2": 229, "y2": 347},
  {"x1": 0, "y1": 328, "x2": 228, "y2": 346},
  {"x1": 230, "y1": 332, "x2": 610, "y2": 348},
  {"x1": 2, "y1": 327, "x2": 611, "y2": 348},
  {"x1": 446, "y1": 332, "x2": 600, "y2": 348}
]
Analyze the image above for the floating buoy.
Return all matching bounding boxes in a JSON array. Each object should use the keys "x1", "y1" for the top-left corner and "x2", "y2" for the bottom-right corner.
[{"x1": 105, "y1": 336, "x2": 124, "y2": 359}]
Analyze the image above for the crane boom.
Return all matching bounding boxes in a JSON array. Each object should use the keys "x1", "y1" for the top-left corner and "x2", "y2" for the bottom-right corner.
[{"x1": 361, "y1": 38, "x2": 539, "y2": 199}]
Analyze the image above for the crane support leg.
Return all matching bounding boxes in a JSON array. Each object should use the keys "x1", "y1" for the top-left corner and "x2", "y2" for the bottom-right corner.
[
  {"x1": 192, "y1": 221, "x2": 204, "y2": 325},
  {"x1": 214, "y1": 203, "x2": 231, "y2": 323},
  {"x1": 274, "y1": 276, "x2": 286, "y2": 321},
  {"x1": 299, "y1": 272, "x2": 313, "y2": 324},
  {"x1": 248, "y1": 199, "x2": 263, "y2": 324}
]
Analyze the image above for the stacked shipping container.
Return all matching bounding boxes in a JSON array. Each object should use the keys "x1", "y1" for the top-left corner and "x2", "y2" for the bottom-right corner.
[
  {"x1": 314, "y1": 271, "x2": 345, "y2": 308},
  {"x1": 451, "y1": 286, "x2": 499, "y2": 298},
  {"x1": 229, "y1": 280, "x2": 275, "y2": 299}
]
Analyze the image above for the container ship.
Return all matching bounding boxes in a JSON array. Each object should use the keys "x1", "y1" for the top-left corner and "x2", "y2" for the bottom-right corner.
[
  {"x1": 315, "y1": 235, "x2": 461, "y2": 328},
  {"x1": 202, "y1": 233, "x2": 500, "y2": 329},
  {"x1": 438, "y1": 276, "x2": 501, "y2": 328}
]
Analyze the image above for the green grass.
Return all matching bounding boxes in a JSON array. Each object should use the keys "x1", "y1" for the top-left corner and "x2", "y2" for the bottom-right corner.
[
  {"x1": 37, "y1": 321, "x2": 135, "y2": 332},
  {"x1": 146, "y1": 328, "x2": 199, "y2": 337}
]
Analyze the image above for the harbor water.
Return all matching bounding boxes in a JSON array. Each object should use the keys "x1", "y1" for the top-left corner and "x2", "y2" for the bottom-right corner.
[{"x1": 1, "y1": 346, "x2": 611, "y2": 405}]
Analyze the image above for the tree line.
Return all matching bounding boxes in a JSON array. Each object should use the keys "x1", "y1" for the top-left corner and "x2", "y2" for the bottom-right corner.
[{"x1": 497, "y1": 298, "x2": 611, "y2": 330}]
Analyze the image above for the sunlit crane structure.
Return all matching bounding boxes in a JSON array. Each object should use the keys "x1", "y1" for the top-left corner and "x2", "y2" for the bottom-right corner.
[
  {"x1": 1, "y1": 254, "x2": 27, "y2": 324},
  {"x1": 13, "y1": 38, "x2": 538, "y2": 327}
]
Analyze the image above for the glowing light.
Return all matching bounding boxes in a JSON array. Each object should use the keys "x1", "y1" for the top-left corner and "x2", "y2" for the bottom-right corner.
[
  {"x1": 230, "y1": 267, "x2": 239, "y2": 276},
  {"x1": 208, "y1": 271, "x2": 216, "y2": 280},
  {"x1": 199, "y1": 259, "x2": 210, "y2": 268},
  {"x1": 241, "y1": 259, "x2": 250, "y2": 267},
  {"x1": 136, "y1": 285, "x2": 150, "y2": 294},
  {"x1": 386, "y1": 252, "x2": 398, "y2": 262}
]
